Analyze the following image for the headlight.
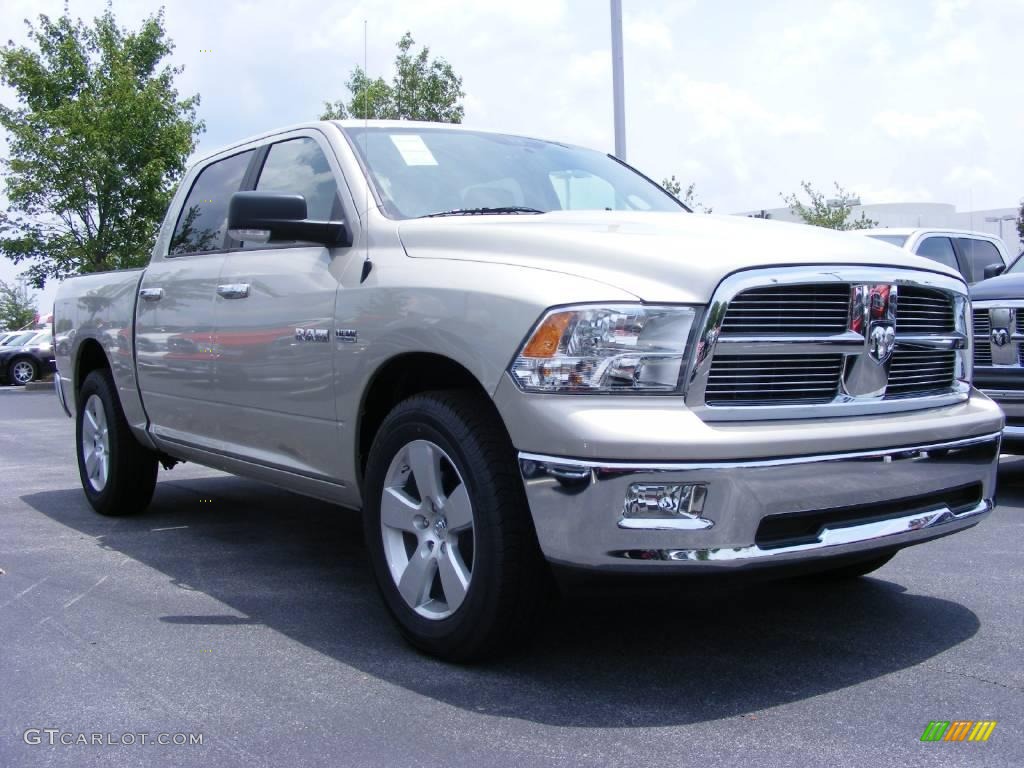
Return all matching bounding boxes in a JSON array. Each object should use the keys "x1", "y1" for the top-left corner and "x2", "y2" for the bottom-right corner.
[{"x1": 509, "y1": 304, "x2": 698, "y2": 393}]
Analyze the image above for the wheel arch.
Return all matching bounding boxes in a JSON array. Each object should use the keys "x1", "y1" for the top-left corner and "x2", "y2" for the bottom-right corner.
[
  {"x1": 74, "y1": 338, "x2": 111, "y2": 410},
  {"x1": 356, "y1": 352, "x2": 510, "y2": 492}
]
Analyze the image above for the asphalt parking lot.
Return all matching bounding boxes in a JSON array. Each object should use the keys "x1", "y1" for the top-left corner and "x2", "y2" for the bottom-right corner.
[{"x1": 1, "y1": 386, "x2": 1021, "y2": 767}]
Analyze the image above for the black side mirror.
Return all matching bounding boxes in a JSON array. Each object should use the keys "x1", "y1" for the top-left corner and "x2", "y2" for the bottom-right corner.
[
  {"x1": 228, "y1": 191, "x2": 352, "y2": 247},
  {"x1": 982, "y1": 263, "x2": 1005, "y2": 280}
]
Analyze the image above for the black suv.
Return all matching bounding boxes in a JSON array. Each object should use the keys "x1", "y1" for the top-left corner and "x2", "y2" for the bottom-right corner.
[{"x1": 0, "y1": 330, "x2": 56, "y2": 386}]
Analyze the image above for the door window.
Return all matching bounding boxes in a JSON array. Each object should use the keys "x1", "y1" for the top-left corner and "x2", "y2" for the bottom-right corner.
[
  {"x1": 169, "y1": 150, "x2": 255, "y2": 256},
  {"x1": 256, "y1": 138, "x2": 340, "y2": 222},
  {"x1": 956, "y1": 238, "x2": 1003, "y2": 282},
  {"x1": 914, "y1": 237, "x2": 959, "y2": 272}
]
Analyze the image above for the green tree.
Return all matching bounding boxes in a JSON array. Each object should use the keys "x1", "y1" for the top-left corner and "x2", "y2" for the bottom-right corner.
[
  {"x1": 1017, "y1": 199, "x2": 1023, "y2": 243},
  {"x1": 0, "y1": 279, "x2": 37, "y2": 330},
  {"x1": 661, "y1": 175, "x2": 712, "y2": 213},
  {"x1": 320, "y1": 32, "x2": 464, "y2": 122},
  {"x1": 782, "y1": 181, "x2": 876, "y2": 230},
  {"x1": 0, "y1": 7, "x2": 204, "y2": 288}
]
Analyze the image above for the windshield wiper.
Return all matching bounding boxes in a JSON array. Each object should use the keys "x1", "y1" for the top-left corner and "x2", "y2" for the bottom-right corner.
[{"x1": 420, "y1": 206, "x2": 545, "y2": 218}]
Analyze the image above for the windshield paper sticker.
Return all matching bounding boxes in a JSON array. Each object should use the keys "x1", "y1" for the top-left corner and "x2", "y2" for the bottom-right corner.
[{"x1": 389, "y1": 134, "x2": 438, "y2": 166}]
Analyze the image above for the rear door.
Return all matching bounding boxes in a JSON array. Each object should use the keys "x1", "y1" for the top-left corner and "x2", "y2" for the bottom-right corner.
[
  {"x1": 913, "y1": 236, "x2": 961, "y2": 277},
  {"x1": 136, "y1": 148, "x2": 257, "y2": 450},
  {"x1": 211, "y1": 130, "x2": 358, "y2": 480}
]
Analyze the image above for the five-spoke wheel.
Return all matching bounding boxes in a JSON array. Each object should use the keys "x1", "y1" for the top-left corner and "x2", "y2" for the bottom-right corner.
[{"x1": 381, "y1": 439, "x2": 475, "y2": 619}]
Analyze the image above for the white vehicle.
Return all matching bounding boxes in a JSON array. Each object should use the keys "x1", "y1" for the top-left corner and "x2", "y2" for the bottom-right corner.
[{"x1": 858, "y1": 228, "x2": 1011, "y2": 284}]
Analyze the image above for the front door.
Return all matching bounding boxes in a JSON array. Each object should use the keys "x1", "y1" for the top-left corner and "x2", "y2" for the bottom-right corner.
[{"x1": 212, "y1": 133, "x2": 356, "y2": 480}]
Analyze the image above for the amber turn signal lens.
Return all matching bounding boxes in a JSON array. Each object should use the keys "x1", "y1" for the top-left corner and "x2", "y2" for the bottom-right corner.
[{"x1": 521, "y1": 312, "x2": 572, "y2": 358}]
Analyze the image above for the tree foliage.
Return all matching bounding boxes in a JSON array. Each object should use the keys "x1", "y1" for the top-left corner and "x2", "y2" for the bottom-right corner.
[
  {"x1": 0, "y1": 279, "x2": 37, "y2": 331},
  {"x1": 1018, "y1": 199, "x2": 1023, "y2": 244},
  {"x1": 320, "y1": 32, "x2": 464, "y2": 122},
  {"x1": 0, "y1": 7, "x2": 204, "y2": 287},
  {"x1": 661, "y1": 175, "x2": 712, "y2": 213},
  {"x1": 782, "y1": 181, "x2": 876, "y2": 230}
]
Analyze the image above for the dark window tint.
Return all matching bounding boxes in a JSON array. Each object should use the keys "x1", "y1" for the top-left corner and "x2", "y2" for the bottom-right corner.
[
  {"x1": 169, "y1": 150, "x2": 255, "y2": 256},
  {"x1": 915, "y1": 237, "x2": 959, "y2": 272},
  {"x1": 957, "y1": 238, "x2": 1003, "y2": 283},
  {"x1": 256, "y1": 138, "x2": 340, "y2": 221},
  {"x1": 866, "y1": 234, "x2": 908, "y2": 247}
]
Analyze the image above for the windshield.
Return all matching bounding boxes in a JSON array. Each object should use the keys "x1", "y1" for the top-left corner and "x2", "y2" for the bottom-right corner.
[
  {"x1": 345, "y1": 127, "x2": 686, "y2": 219},
  {"x1": 1006, "y1": 251, "x2": 1024, "y2": 274},
  {"x1": 27, "y1": 331, "x2": 51, "y2": 346},
  {"x1": 865, "y1": 234, "x2": 908, "y2": 247}
]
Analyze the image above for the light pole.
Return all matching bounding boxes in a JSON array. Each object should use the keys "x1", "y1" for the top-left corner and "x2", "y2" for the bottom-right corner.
[
  {"x1": 985, "y1": 214, "x2": 1016, "y2": 244},
  {"x1": 610, "y1": 0, "x2": 626, "y2": 160}
]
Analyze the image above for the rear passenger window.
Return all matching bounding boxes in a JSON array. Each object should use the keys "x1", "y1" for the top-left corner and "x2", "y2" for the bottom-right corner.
[
  {"x1": 957, "y1": 238, "x2": 1003, "y2": 283},
  {"x1": 169, "y1": 150, "x2": 255, "y2": 256},
  {"x1": 915, "y1": 237, "x2": 959, "y2": 272},
  {"x1": 256, "y1": 138, "x2": 340, "y2": 222}
]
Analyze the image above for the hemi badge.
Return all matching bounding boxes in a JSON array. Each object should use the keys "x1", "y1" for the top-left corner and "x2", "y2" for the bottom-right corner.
[{"x1": 336, "y1": 329, "x2": 358, "y2": 343}]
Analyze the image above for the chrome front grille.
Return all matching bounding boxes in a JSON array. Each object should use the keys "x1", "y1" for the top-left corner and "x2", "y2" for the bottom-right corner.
[
  {"x1": 688, "y1": 268, "x2": 970, "y2": 419},
  {"x1": 704, "y1": 355, "x2": 843, "y2": 406},
  {"x1": 972, "y1": 304, "x2": 1024, "y2": 369},
  {"x1": 896, "y1": 287, "x2": 955, "y2": 333},
  {"x1": 973, "y1": 309, "x2": 992, "y2": 367},
  {"x1": 886, "y1": 350, "x2": 956, "y2": 398},
  {"x1": 719, "y1": 284, "x2": 849, "y2": 335}
]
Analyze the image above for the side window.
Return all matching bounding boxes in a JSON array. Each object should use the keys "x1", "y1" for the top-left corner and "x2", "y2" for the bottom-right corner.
[
  {"x1": 957, "y1": 238, "x2": 1003, "y2": 283},
  {"x1": 914, "y1": 237, "x2": 959, "y2": 272},
  {"x1": 169, "y1": 150, "x2": 255, "y2": 256},
  {"x1": 255, "y1": 137, "x2": 340, "y2": 222},
  {"x1": 549, "y1": 170, "x2": 615, "y2": 210}
]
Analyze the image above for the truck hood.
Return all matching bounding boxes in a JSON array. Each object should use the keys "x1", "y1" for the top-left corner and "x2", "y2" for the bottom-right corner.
[
  {"x1": 398, "y1": 211, "x2": 962, "y2": 303},
  {"x1": 971, "y1": 272, "x2": 1024, "y2": 301}
]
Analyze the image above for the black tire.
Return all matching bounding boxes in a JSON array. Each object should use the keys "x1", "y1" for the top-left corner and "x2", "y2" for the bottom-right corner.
[
  {"x1": 8, "y1": 357, "x2": 37, "y2": 386},
  {"x1": 363, "y1": 390, "x2": 547, "y2": 662},
  {"x1": 816, "y1": 551, "x2": 897, "y2": 580},
  {"x1": 76, "y1": 368, "x2": 159, "y2": 516}
]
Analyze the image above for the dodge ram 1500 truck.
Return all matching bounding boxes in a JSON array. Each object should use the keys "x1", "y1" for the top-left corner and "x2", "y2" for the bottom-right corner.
[
  {"x1": 53, "y1": 120, "x2": 1003, "y2": 660},
  {"x1": 970, "y1": 256, "x2": 1024, "y2": 450}
]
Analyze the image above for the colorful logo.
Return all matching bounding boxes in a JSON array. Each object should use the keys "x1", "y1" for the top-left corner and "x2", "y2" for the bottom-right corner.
[{"x1": 920, "y1": 721, "x2": 997, "y2": 742}]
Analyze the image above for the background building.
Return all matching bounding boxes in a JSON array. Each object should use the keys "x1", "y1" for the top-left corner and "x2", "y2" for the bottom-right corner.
[{"x1": 735, "y1": 202, "x2": 1023, "y2": 255}]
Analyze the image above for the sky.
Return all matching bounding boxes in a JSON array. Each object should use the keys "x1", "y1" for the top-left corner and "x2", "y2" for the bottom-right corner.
[{"x1": 2, "y1": 0, "x2": 1023, "y2": 312}]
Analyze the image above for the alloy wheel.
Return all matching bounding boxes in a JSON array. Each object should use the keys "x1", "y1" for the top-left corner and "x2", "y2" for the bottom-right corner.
[{"x1": 380, "y1": 439, "x2": 476, "y2": 620}]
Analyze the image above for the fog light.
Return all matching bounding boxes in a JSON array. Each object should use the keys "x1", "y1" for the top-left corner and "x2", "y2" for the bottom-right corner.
[{"x1": 623, "y1": 483, "x2": 707, "y2": 519}]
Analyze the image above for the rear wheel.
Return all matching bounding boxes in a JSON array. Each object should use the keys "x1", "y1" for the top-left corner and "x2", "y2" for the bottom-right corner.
[
  {"x1": 363, "y1": 390, "x2": 546, "y2": 661},
  {"x1": 9, "y1": 357, "x2": 37, "y2": 386},
  {"x1": 76, "y1": 369, "x2": 159, "y2": 516}
]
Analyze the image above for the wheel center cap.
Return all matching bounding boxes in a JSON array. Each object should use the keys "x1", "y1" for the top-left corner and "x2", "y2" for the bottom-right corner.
[{"x1": 433, "y1": 516, "x2": 448, "y2": 538}]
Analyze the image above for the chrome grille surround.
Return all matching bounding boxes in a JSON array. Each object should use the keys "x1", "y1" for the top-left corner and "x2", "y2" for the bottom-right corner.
[
  {"x1": 971, "y1": 301, "x2": 1024, "y2": 372},
  {"x1": 686, "y1": 267, "x2": 971, "y2": 421}
]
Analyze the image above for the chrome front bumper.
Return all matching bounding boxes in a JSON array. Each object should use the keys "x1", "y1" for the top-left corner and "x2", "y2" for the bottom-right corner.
[{"x1": 518, "y1": 432, "x2": 1000, "y2": 571}]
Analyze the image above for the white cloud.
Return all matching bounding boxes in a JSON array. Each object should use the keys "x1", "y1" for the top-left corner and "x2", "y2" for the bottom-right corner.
[
  {"x1": 624, "y1": 19, "x2": 673, "y2": 51},
  {"x1": 873, "y1": 109, "x2": 987, "y2": 146}
]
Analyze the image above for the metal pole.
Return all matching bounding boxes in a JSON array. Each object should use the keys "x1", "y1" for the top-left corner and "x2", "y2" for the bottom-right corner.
[{"x1": 610, "y1": 0, "x2": 626, "y2": 160}]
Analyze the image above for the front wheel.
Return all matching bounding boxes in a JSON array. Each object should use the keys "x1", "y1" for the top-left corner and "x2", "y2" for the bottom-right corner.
[
  {"x1": 363, "y1": 390, "x2": 546, "y2": 661},
  {"x1": 76, "y1": 369, "x2": 159, "y2": 516},
  {"x1": 9, "y1": 357, "x2": 37, "y2": 386}
]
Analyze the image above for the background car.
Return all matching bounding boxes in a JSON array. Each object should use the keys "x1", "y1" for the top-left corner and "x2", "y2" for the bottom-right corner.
[
  {"x1": 0, "y1": 330, "x2": 56, "y2": 386},
  {"x1": 1, "y1": 330, "x2": 38, "y2": 348},
  {"x1": 857, "y1": 228, "x2": 1010, "y2": 284}
]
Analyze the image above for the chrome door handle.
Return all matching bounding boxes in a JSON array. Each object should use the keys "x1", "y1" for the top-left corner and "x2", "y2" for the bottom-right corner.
[
  {"x1": 216, "y1": 283, "x2": 250, "y2": 299},
  {"x1": 139, "y1": 287, "x2": 164, "y2": 301}
]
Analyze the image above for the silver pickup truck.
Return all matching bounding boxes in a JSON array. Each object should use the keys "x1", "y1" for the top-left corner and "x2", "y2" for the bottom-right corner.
[{"x1": 53, "y1": 120, "x2": 1002, "y2": 660}]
